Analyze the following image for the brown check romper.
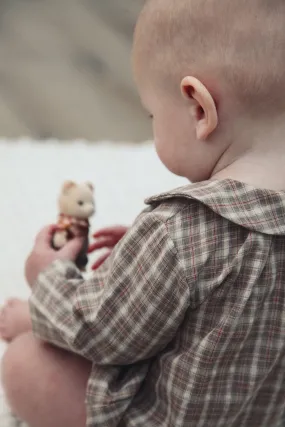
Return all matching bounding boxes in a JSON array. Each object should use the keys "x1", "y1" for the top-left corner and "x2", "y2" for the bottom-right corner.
[{"x1": 30, "y1": 179, "x2": 285, "y2": 427}]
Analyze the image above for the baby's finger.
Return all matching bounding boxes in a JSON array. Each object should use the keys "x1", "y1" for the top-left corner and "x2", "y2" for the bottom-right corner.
[
  {"x1": 91, "y1": 251, "x2": 112, "y2": 270},
  {"x1": 92, "y1": 226, "x2": 128, "y2": 239},
  {"x1": 88, "y1": 237, "x2": 116, "y2": 253},
  {"x1": 92, "y1": 227, "x2": 118, "y2": 238},
  {"x1": 35, "y1": 225, "x2": 57, "y2": 246},
  {"x1": 59, "y1": 237, "x2": 84, "y2": 261}
]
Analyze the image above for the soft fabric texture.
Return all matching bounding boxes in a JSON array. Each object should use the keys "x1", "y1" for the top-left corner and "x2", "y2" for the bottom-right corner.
[
  {"x1": 0, "y1": 139, "x2": 185, "y2": 426},
  {"x1": 29, "y1": 178, "x2": 285, "y2": 426}
]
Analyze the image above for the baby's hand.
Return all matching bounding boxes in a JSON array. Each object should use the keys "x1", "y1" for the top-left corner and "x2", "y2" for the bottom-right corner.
[
  {"x1": 89, "y1": 225, "x2": 129, "y2": 270},
  {"x1": 25, "y1": 225, "x2": 84, "y2": 287}
]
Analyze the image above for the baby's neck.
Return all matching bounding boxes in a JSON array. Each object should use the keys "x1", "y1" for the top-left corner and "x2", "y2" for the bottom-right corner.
[
  {"x1": 211, "y1": 116, "x2": 285, "y2": 191},
  {"x1": 212, "y1": 155, "x2": 285, "y2": 191}
]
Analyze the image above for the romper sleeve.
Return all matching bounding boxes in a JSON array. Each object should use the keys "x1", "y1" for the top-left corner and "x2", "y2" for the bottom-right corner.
[{"x1": 29, "y1": 212, "x2": 190, "y2": 364}]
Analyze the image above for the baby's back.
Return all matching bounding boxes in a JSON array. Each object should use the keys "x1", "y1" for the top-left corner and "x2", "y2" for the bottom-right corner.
[{"x1": 124, "y1": 179, "x2": 285, "y2": 427}]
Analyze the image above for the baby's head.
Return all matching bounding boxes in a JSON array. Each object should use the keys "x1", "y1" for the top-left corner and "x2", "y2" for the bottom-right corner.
[
  {"x1": 133, "y1": 0, "x2": 285, "y2": 182},
  {"x1": 58, "y1": 181, "x2": 95, "y2": 219}
]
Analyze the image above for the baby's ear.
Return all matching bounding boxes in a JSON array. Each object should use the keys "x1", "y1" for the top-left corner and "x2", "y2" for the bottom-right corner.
[
  {"x1": 62, "y1": 180, "x2": 76, "y2": 194},
  {"x1": 85, "y1": 182, "x2": 94, "y2": 192}
]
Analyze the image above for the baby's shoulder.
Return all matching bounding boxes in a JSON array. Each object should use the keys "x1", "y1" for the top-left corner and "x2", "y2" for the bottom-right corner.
[
  {"x1": 144, "y1": 180, "x2": 232, "y2": 232},
  {"x1": 143, "y1": 180, "x2": 253, "y2": 307},
  {"x1": 143, "y1": 179, "x2": 250, "y2": 268}
]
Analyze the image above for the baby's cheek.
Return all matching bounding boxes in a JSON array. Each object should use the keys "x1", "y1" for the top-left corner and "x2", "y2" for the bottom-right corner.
[
  {"x1": 154, "y1": 136, "x2": 163, "y2": 159},
  {"x1": 154, "y1": 121, "x2": 172, "y2": 160},
  {"x1": 153, "y1": 123, "x2": 164, "y2": 151},
  {"x1": 154, "y1": 137, "x2": 172, "y2": 170}
]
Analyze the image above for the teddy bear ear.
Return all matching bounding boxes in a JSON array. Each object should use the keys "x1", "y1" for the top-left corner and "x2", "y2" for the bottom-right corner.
[
  {"x1": 85, "y1": 182, "x2": 94, "y2": 192},
  {"x1": 62, "y1": 180, "x2": 76, "y2": 194}
]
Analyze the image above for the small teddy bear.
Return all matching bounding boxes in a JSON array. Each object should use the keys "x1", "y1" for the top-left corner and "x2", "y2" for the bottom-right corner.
[{"x1": 52, "y1": 181, "x2": 95, "y2": 271}]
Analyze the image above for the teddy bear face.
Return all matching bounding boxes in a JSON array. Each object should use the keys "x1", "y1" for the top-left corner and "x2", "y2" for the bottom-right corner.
[{"x1": 58, "y1": 182, "x2": 95, "y2": 219}]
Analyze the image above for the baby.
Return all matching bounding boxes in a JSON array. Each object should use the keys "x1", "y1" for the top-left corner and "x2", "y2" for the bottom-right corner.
[{"x1": 1, "y1": 0, "x2": 285, "y2": 426}]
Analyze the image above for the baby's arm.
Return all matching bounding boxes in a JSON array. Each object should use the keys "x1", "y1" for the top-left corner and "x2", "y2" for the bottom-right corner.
[{"x1": 29, "y1": 214, "x2": 190, "y2": 364}]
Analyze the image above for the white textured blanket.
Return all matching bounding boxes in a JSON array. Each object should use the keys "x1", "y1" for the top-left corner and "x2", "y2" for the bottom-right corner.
[{"x1": 0, "y1": 139, "x2": 186, "y2": 426}]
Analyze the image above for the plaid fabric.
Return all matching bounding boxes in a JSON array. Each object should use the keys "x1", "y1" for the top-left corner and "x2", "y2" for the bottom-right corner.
[{"x1": 29, "y1": 179, "x2": 285, "y2": 427}]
